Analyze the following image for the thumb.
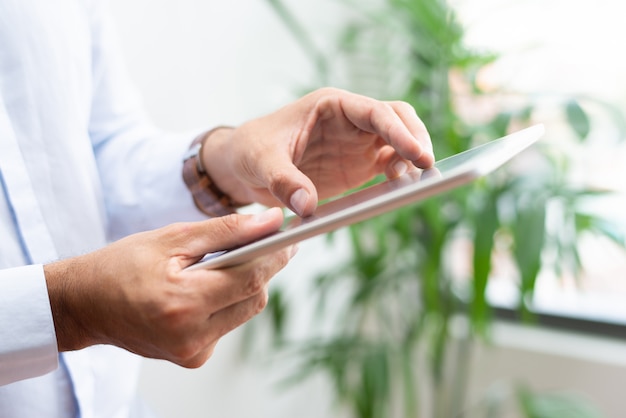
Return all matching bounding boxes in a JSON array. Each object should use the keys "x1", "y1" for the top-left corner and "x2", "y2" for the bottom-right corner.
[
  {"x1": 179, "y1": 207, "x2": 285, "y2": 259},
  {"x1": 265, "y1": 163, "x2": 318, "y2": 217}
]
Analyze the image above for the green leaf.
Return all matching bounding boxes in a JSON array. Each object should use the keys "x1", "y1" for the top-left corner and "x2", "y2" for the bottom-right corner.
[
  {"x1": 575, "y1": 212, "x2": 626, "y2": 247},
  {"x1": 267, "y1": 288, "x2": 287, "y2": 344},
  {"x1": 491, "y1": 112, "x2": 512, "y2": 137},
  {"x1": 400, "y1": 346, "x2": 418, "y2": 418},
  {"x1": 565, "y1": 100, "x2": 591, "y2": 141},
  {"x1": 471, "y1": 194, "x2": 499, "y2": 333},
  {"x1": 517, "y1": 385, "x2": 605, "y2": 418},
  {"x1": 513, "y1": 199, "x2": 547, "y2": 316},
  {"x1": 358, "y1": 347, "x2": 390, "y2": 418}
]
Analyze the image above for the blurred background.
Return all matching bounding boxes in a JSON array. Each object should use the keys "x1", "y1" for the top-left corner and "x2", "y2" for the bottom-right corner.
[{"x1": 110, "y1": 0, "x2": 626, "y2": 417}]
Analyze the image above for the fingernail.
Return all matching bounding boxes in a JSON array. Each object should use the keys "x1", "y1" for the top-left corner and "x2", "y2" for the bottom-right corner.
[
  {"x1": 393, "y1": 161, "x2": 408, "y2": 177},
  {"x1": 251, "y1": 207, "x2": 280, "y2": 224},
  {"x1": 290, "y1": 189, "x2": 309, "y2": 216}
]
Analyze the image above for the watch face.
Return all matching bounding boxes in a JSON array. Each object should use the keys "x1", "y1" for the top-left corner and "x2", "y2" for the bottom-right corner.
[{"x1": 183, "y1": 142, "x2": 202, "y2": 162}]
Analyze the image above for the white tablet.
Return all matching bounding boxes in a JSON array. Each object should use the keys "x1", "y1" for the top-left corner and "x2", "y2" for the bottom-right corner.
[{"x1": 187, "y1": 124, "x2": 544, "y2": 270}]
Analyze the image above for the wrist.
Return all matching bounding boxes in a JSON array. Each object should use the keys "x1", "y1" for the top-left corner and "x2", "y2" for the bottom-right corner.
[
  {"x1": 181, "y1": 128, "x2": 235, "y2": 217},
  {"x1": 184, "y1": 126, "x2": 251, "y2": 211},
  {"x1": 196, "y1": 127, "x2": 252, "y2": 208},
  {"x1": 44, "y1": 258, "x2": 97, "y2": 352}
]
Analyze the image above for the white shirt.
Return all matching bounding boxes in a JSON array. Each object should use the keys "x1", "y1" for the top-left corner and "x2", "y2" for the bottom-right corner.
[{"x1": 0, "y1": 0, "x2": 206, "y2": 416}]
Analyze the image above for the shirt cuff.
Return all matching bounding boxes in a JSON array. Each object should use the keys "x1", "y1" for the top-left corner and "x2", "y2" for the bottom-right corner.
[{"x1": 0, "y1": 264, "x2": 59, "y2": 386}]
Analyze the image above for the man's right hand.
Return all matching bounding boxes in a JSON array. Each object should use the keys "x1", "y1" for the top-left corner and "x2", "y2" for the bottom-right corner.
[{"x1": 44, "y1": 207, "x2": 295, "y2": 368}]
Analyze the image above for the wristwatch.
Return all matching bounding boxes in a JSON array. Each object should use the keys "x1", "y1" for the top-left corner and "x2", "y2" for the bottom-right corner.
[{"x1": 182, "y1": 127, "x2": 239, "y2": 217}]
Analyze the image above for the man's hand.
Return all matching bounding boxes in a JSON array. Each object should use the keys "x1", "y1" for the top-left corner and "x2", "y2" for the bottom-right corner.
[
  {"x1": 44, "y1": 208, "x2": 294, "y2": 368},
  {"x1": 201, "y1": 88, "x2": 434, "y2": 217}
]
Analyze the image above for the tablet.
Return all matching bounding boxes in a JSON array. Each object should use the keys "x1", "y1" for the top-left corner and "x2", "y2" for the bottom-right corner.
[{"x1": 187, "y1": 124, "x2": 544, "y2": 271}]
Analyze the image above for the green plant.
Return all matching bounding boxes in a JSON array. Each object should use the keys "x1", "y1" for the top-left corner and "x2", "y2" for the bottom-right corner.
[{"x1": 251, "y1": 0, "x2": 625, "y2": 417}]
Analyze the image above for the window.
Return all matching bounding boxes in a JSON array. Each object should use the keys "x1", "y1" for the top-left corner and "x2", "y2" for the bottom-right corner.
[{"x1": 455, "y1": 0, "x2": 626, "y2": 327}]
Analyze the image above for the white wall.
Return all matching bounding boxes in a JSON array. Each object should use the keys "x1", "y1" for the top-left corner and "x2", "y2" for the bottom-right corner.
[
  {"x1": 110, "y1": 1, "x2": 626, "y2": 417},
  {"x1": 110, "y1": 0, "x2": 346, "y2": 129}
]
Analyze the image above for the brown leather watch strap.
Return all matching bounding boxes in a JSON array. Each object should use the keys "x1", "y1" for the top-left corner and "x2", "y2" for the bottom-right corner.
[{"x1": 182, "y1": 127, "x2": 239, "y2": 217}]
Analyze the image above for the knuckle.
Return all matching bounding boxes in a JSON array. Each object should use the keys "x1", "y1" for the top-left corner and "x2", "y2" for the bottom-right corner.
[
  {"x1": 155, "y1": 300, "x2": 201, "y2": 347},
  {"x1": 178, "y1": 345, "x2": 216, "y2": 369},
  {"x1": 390, "y1": 100, "x2": 415, "y2": 114},
  {"x1": 253, "y1": 290, "x2": 269, "y2": 314},
  {"x1": 167, "y1": 331, "x2": 217, "y2": 368},
  {"x1": 267, "y1": 170, "x2": 293, "y2": 197},
  {"x1": 169, "y1": 338, "x2": 202, "y2": 365},
  {"x1": 244, "y1": 268, "x2": 266, "y2": 296},
  {"x1": 310, "y1": 87, "x2": 345, "y2": 112},
  {"x1": 275, "y1": 247, "x2": 294, "y2": 269},
  {"x1": 161, "y1": 221, "x2": 193, "y2": 240},
  {"x1": 241, "y1": 248, "x2": 291, "y2": 297},
  {"x1": 179, "y1": 358, "x2": 204, "y2": 369},
  {"x1": 313, "y1": 86, "x2": 342, "y2": 97},
  {"x1": 215, "y1": 213, "x2": 243, "y2": 236}
]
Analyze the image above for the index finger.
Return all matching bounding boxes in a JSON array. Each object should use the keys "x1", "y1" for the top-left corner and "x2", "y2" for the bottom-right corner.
[
  {"x1": 184, "y1": 244, "x2": 295, "y2": 315},
  {"x1": 336, "y1": 92, "x2": 434, "y2": 168},
  {"x1": 386, "y1": 101, "x2": 434, "y2": 168}
]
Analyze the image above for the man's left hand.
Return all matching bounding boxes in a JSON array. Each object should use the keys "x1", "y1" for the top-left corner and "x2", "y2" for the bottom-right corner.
[{"x1": 201, "y1": 88, "x2": 434, "y2": 217}]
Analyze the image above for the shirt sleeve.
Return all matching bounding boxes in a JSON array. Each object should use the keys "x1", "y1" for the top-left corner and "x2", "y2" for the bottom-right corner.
[
  {"x1": 0, "y1": 265, "x2": 58, "y2": 386},
  {"x1": 87, "y1": 1, "x2": 208, "y2": 241}
]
